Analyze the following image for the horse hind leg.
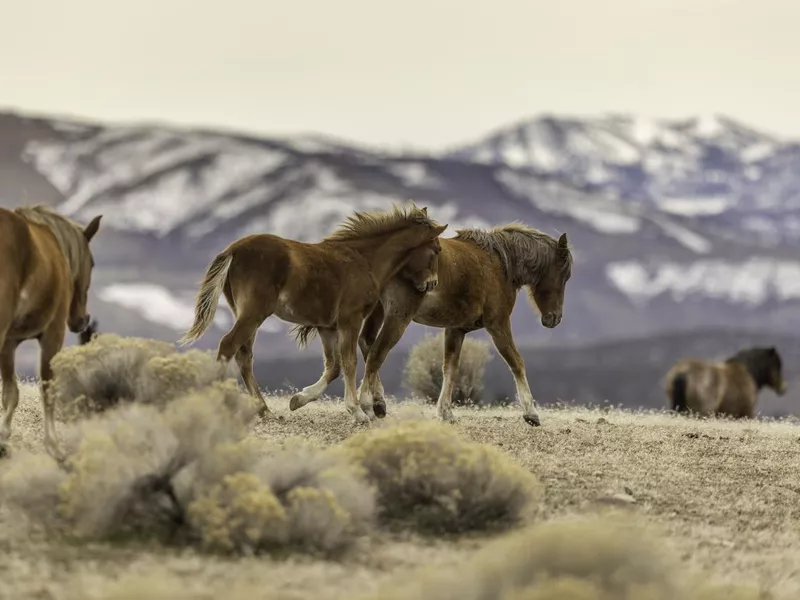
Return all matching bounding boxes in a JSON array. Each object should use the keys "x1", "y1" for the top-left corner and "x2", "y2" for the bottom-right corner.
[
  {"x1": 289, "y1": 327, "x2": 341, "y2": 412},
  {"x1": 218, "y1": 307, "x2": 273, "y2": 416},
  {"x1": 234, "y1": 333, "x2": 277, "y2": 420},
  {"x1": 0, "y1": 336, "x2": 20, "y2": 458},
  {"x1": 436, "y1": 327, "x2": 466, "y2": 424}
]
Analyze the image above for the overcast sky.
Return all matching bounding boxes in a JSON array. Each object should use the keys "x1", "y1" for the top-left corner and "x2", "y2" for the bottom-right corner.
[{"x1": 2, "y1": 0, "x2": 799, "y2": 148}]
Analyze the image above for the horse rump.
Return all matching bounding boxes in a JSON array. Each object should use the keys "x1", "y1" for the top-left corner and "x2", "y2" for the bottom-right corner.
[{"x1": 670, "y1": 372, "x2": 689, "y2": 413}]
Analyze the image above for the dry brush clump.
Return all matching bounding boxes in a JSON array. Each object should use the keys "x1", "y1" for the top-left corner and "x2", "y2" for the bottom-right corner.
[
  {"x1": 403, "y1": 332, "x2": 493, "y2": 405},
  {"x1": 49, "y1": 332, "x2": 249, "y2": 420},
  {"x1": 339, "y1": 418, "x2": 538, "y2": 534},
  {"x1": 0, "y1": 387, "x2": 374, "y2": 556},
  {"x1": 0, "y1": 334, "x2": 376, "y2": 558},
  {"x1": 366, "y1": 517, "x2": 771, "y2": 600}
]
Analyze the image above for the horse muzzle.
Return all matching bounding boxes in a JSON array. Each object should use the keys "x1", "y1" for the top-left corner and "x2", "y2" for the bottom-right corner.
[
  {"x1": 68, "y1": 314, "x2": 91, "y2": 334},
  {"x1": 777, "y1": 380, "x2": 788, "y2": 396},
  {"x1": 541, "y1": 313, "x2": 562, "y2": 329}
]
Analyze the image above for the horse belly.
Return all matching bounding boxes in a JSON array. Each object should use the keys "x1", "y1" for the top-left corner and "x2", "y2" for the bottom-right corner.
[
  {"x1": 413, "y1": 290, "x2": 481, "y2": 329},
  {"x1": 273, "y1": 287, "x2": 338, "y2": 327}
]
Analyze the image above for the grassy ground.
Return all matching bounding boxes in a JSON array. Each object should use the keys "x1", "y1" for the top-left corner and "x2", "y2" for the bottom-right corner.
[{"x1": 2, "y1": 383, "x2": 800, "y2": 599}]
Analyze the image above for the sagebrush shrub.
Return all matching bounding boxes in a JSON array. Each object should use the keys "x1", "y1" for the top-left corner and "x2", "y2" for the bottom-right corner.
[
  {"x1": 403, "y1": 332, "x2": 492, "y2": 405},
  {"x1": 49, "y1": 333, "x2": 239, "y2": 419},
  {"x1": 366, "y1": 517, "x2": 767, "y2": 600},
  {"x1": 0, "y1": 390, "x2": 374, "y2": 556},
  {"x1": 340, "y1": 418, "x2": 537, "y2": 533},
  {"x1": 0, "y1": 333, "x2": 375, "y2": 558}
]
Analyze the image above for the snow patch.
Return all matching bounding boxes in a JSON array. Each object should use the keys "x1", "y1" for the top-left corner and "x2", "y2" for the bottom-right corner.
[
  {"x1": 387, "y1": 162, "x2": 443, "y2": 188},
  {"x1": 606, "y1": 259, "x2": 800, "y2": 306},
  {"x1": 648, "y1": 216, "x2": 712, "y2": 254},
  {"x1": 657, "y1": 197, "x2": 732, "y2": 216},
  {"x1": 496, "y1": 170, "x2": 641, "y2": 235},
  {"x1": 98, "y1": 283, "x2": 282, "y2": 333}
]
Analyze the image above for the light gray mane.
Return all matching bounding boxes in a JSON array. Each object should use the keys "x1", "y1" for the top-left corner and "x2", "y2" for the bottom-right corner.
[
  {"x1": 455, "y1": 222, "x2": 572, "y2": 287},
  {"x1": 15, "y1": 204, "x2": 87, "y2": 280}
]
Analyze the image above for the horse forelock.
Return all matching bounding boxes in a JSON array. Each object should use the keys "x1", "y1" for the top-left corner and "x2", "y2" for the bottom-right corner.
[
  {"x1": 323, "y1": 202, "x2": 436, "y2": 242},
  {"x1": 455, "y1": 223, "x2": 572, "y2": 287},
  {"x1": 15, "y1": 205, "x2": 89, "y2": 279}
]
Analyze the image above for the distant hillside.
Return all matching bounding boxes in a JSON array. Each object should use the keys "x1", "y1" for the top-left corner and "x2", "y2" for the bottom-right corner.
[{"x1": 2, "y1": 110, "x2": 800, "y2": 364}]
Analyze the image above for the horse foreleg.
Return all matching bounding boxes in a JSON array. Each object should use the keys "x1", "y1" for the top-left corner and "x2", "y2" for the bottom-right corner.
[
  {"x1": 0, "y1": 337, "x2": 20, "y2": 457},
  {"x1": 38, "y1": 322, "x2": 67, "y2": 461},
  {"x1": 289, "y1": 327, "x2": 340, "y2": 411},
  {"x1": 436, "y1": 328, "x2": 466, "y2": 423},
  {"x1": 339, "y1": 321, "x2": 370, "y2": 425},
  {"x1": 486, "y1": 319, "x2": 541, "y2": 427},
  {"x1": 358, "y1": 310, "x2": 413, "y2": 419}
]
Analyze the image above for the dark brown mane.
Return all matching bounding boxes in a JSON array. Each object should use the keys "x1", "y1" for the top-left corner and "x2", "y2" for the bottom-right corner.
[
  {"x1": 455, "y1": 222, "x2": 572, "y2": 287},
  {"x1": 323, "y1": 202, "x2": 433, "y2": 242},
  {"x1": 725, "y1": 346, "x2": 782, "y2": 390}
]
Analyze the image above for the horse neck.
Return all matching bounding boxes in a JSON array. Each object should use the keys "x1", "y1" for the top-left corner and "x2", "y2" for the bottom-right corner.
[
  {"x1": 344, "y1": 232, "x2": 426, "y2": 286},
  {"x1": 727, "y1": 356, "x2": 769, "y2": 389}
]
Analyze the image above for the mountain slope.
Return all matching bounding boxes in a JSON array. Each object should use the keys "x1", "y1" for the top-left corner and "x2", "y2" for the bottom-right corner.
[
  {"x1": 448, "y1": 113, "x2": 800, "y2": 246},
  {"x1": 2, "y1": 110, "x2": 800, "y2": 367}
]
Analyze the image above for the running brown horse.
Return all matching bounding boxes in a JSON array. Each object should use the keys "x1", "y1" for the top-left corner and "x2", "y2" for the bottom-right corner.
[
  {"x1": 293, "y1": 223, "x2": 573, "y2": 426},
  {"x1": 0, "y1": 204, "x2": 102, "y2": 458},
  {"x1": 178, "y1": 202, "x2": 447, "y2": 423},
  {"x1": 664, "y1": 346, "x2": 787, "y2": 419}
]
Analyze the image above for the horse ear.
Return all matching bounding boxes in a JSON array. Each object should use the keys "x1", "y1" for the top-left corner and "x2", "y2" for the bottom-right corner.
[
  {"x1": 420, "y1": 207, "x2": 428, "y2": 216},
  {"x1": 558, "y1": 233, "x2": 568, "y2": 248},
  {"x1": 768, "y1": 346, "x2": 777, "y2": 355},
  {"x1": 84, "y1": 215, "x2": 102, "y2": 242},
  {"x1": 432, "y1": 223, "x2": 448, "y2": 236}
]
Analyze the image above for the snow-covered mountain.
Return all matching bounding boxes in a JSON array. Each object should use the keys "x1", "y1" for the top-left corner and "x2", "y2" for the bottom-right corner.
[
  {"x1": 3, "y1": 110, "x2": 800, "y2": 372},
  {"x1": 448, "y1": 113, "x2": 800, "y2": 246}
]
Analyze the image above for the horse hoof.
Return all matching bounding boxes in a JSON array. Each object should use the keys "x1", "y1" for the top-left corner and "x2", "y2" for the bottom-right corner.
[
  {"x1": 524, "y1": 414, "x2": 542, "y2": 427},
  {"x1": 289, "y1": 394, "x2": 305, "y2": 411},
  {"x1": 373, "y1": 399, "x2": 387, "y2": 419},
  {"x1": 259, "y1": 407, "x2": 280, "y2": 421},
  {"x1": 0, "y1": 444, "x2": 10, "y2": 459}
]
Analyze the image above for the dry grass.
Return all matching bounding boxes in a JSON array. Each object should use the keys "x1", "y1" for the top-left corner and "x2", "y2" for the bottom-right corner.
[
  {"x1": 403, "y1": 331, "x2": 493, "y2": 404},
  {"x1": 2, "y1": 384, "x2": 800, "y2": 599}
]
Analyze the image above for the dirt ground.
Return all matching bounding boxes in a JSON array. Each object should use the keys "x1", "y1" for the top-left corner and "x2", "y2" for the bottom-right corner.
[{"x1": 2, "y1": 383, "x2": 800, "y2": 599}]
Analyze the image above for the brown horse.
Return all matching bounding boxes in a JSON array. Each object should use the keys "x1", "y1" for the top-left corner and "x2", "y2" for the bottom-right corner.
[
  {"x1": 664, "y1": 346, "x2": 787, "y2": 419},
  {"x1": 293, "y1": 223, "x2": 573, "y2": 426},
  {"x1": 178, "y1": 202, "x2": 448, "y2": 424},
  {"x1": 0, "y1": 205, "x2": 102, "y2": 458}
]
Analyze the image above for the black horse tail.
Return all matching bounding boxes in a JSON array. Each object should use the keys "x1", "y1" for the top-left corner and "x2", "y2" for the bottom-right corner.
[{"x1": 670, "y1": 373, "x2": 689, "y2": 413}]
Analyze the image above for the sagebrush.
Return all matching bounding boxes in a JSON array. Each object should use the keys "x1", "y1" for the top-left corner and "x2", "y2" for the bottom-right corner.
[
  {"x1": 340, "y1": 418, "x2": 538, "y2": 533},
  {"x1": 366, "y1": 517, "x2": 770, "y2": 600},
  {"x1": 48, "y1": 332, "x2": 248, "y2": 419},
  {"x1": 403, "y1": 332, "x2": 493, "y2": 405},
  {"x1": 0, "y1": 388, "x2": 374, "y2": 556},
  {"x1": 1, "y1": 333, "x2": 375, "y2": 557}
]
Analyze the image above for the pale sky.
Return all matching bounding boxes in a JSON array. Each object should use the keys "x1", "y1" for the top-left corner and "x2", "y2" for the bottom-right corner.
[{"x1": 2, "y1": 0, "x2": 800, "y2": 149}]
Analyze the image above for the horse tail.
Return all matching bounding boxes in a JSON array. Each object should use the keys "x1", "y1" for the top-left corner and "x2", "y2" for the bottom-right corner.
[
  {"x1": 670, "y1": 372, "x2": 689, "y2": 413},
  {"x1": 178, "y1": 250, "x2": 233, "y2": 346},
  {"x1": 289, "y1": 324, "x2": 318, "y2": 350}
]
